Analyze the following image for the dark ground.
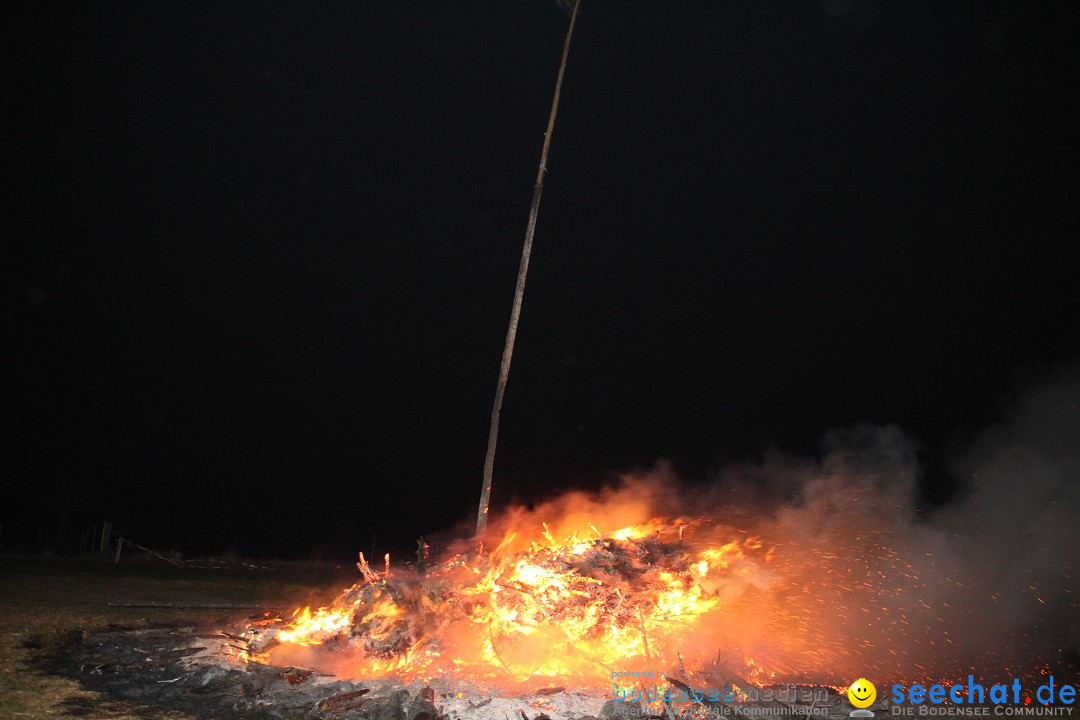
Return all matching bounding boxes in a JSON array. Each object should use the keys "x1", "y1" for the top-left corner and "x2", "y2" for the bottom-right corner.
[{"x1": 0, "y1": 554, "x2": 353, "y2": 719}]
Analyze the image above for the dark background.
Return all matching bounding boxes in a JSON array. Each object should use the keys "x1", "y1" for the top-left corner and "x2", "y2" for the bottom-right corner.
[{"x1": 5, "y1": 1, "x2": 1078, "y2": 559}]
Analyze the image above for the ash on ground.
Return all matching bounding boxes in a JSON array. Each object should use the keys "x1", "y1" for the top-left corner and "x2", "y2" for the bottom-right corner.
[{"x1": 40, "y1": 623, "x2": 872, "y2": 720}]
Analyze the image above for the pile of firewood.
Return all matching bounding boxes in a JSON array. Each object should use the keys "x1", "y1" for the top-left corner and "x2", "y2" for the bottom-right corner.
[{"x1": 244, "y1": 534, "x2": 705, "y2": 666}]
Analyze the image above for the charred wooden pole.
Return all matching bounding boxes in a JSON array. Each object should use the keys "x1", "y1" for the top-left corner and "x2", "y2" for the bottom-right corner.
[
  {"x1": 416, "y1": 536, "x2": 430, "y2": 575},
  {"x1": 476, "y1": 0, "x2": 581, "y2": 536}
]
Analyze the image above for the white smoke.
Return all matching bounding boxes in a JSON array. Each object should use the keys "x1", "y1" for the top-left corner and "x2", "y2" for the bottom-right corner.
[
  {"x1": 933, "y1": 364, "x2": 1080, "y2": 655},
  {"x1": 708, "y1": 363, "x2": 1080, "y2": 678}
]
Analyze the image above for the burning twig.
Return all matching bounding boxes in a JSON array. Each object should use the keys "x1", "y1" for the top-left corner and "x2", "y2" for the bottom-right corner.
[
  {"x1": 534, "y1": 687, "x2": 565, "y2": 696},
  {"x1": 357, "y1": 552, "x2": 377, "y2": 583},
  {"x1": 318, "y1": 688, "x2": 371, "y2": 713},
  {"x1": 638, "y1": 608, "x2": 652, "y2": 664},
  {"x1": 487, "y1": 623, "x2": 515, "y2": 678},
  {"x1": 496, "y1": 581, "x2": 536, "y2": 597}
]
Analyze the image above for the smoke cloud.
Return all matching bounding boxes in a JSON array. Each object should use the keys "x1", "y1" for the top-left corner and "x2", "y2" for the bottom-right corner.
[{"x1": 722, "y1": 363, "x2": 1077, "y2": 679}]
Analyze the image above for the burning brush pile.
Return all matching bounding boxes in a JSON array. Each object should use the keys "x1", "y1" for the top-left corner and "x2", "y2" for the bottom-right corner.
[
  {"x1": 46, "y1": 517, "x2": 846, "y2": 720},
  {"x1": 229, "y1": 437, "x2": 1079, "y2": 701},
  {"x1": 239, "y1": 518, "x2": 769, "y2": 692}
]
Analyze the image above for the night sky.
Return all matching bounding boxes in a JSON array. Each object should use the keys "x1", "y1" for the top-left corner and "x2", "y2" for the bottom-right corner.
[{"x1": 5, "y1": 1, "x2": 1079, "y2": 559}]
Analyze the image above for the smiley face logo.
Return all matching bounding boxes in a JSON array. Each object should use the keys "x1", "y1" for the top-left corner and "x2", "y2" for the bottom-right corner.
[{"x1": 848, "y1": 678, "x2": 877, "y2": 709}]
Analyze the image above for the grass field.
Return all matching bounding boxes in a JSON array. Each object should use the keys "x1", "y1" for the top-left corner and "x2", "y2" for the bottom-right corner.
[{"x1": 0, "y1": 553, "x2": 356, "y2": 719}]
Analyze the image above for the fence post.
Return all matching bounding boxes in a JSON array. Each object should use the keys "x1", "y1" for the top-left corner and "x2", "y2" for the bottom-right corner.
[{"x1": 100, "y1": 521, "x2": 112, "y2": 553}]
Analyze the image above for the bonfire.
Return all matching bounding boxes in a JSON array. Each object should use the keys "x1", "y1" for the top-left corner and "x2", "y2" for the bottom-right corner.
[{"x1": 239, "y1": 517, "x2": 772, "y2": 693}]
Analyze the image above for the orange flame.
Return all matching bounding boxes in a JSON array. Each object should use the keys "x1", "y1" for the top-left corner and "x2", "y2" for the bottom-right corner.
[{"x1": 241, "y1": 518, "x2": 762, "y2": 690}]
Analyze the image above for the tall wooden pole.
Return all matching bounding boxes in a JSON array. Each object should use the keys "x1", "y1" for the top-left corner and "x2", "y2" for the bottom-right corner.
[{"x1": 476, "y1": 0, "x2": 581, "y2": 535}]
